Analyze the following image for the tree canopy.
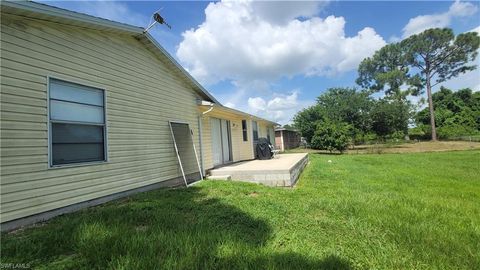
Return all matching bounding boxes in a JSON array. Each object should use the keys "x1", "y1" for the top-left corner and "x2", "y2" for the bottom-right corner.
[
  {"x1": 415, "y1": 87, "x2": 480, "y2": 139},
  {"x1": 293, "y1": 87, "x2": 412, "y2": 150},
  {"x1": 293, "y1": 28, "x2": 479, "y2": 150},
  {"x1": 357, "y1": 28, "x2": 480, "y2": 140}
]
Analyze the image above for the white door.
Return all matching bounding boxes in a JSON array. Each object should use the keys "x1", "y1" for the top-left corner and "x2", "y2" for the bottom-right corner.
[{"x1": 211, "y1": 118, "x2": 232, "y2": 166}]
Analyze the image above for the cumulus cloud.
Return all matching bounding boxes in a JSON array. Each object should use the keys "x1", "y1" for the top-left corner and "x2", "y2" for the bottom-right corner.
[
  {"x1": 247, "y1": 91, "x2": 313, "y2": 124},
  {"x1": 402, "y1": 0, "x2": 478, "y2": 38},
  {"x1": 224, "y1": 102, "x2": 236, "y2": 108},
  {"x1": 177, "y1": 0, "x2": 386, "y2": 85},
  {"x1": 250, "y1": 1, "x2": 328, "y2": 25}
]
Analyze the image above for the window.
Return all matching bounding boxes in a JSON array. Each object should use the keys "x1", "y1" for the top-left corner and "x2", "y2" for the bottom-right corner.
[
  {"x1": 49, "y1": 79, "x2": 106, "y2": 166},
  {"x1": 242, "y1": 120, "x2": 248, "y2": 141},
  {"x1": 252, "y1": 121, "x2": 259, "y2": 141}
]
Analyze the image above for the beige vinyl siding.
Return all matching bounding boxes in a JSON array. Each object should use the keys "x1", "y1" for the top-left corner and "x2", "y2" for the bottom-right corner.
[
  {"x1": 199, "y1": 109, "x2": 255, "y2": 170},
  {"x1": 200, "y1": 116, "x2": 213, "y2": 170},
  {"x1": 0, "y1": 13, "x2": 203, "y2": 222},
  {"x1": 237, "y1": 119, "x2": 255, "y2": 161}
]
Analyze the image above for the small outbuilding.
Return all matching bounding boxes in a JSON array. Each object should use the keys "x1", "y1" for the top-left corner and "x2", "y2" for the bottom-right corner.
[{"x1": 275, "y1": 127, "x2": 302, "y2": 151}]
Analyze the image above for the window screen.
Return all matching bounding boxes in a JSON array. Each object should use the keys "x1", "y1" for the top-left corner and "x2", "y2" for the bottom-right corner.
[
  {"x1": 252, "y1": 121, "x2": 259, "y2": 141},
  {"x1": 242, "y1": 120, "x2": 248, "y2": 141},
  {"x1": 49, "y1": 79, "x2": 106, "y2": 166}
]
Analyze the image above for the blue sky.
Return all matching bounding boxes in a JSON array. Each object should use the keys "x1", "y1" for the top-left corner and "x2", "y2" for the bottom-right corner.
[{"x1": 42, "y1": 1, "x2": 480, "y2": 124}]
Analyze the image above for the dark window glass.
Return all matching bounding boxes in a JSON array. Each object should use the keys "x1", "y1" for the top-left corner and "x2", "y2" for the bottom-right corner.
[
  {"x1": 242, "y1": 120, "x2": 248, "y2": 141},
  {"x1": 49, "y1": 79, "x2": 106, "y2": 166},
  {"x1": 51, "y1": 123, "x2": 104, "y2": 165}
]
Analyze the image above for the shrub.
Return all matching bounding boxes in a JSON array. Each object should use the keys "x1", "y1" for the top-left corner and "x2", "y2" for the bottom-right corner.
[
  {"x1": 353, "y1": 132, "x2": 377, "y2": 145},
  {"x1": 437, "y1": 124, "x2": 479, "y2": 139},
  {"x1": 310, "y1": 121, "x2": 351, "y2": 153}
]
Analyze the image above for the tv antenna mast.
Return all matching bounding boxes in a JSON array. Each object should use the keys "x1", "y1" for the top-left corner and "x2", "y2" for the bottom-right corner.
[{"x1": 144, "y1": 8, "x2": 172, "y2": 33}]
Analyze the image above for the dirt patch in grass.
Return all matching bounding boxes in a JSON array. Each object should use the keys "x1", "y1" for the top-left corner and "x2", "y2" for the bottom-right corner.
[
  {"x1": 286, "y1": 141, "x2": 480, "y2": 154},
  {"x1": 352, "y1": 141, "x2": 480, "y2": 154}
]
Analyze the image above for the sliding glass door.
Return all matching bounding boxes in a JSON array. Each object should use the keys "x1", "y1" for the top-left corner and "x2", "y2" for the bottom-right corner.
[{"x1": 211, "y1": 118, "x2": 232, "y2": 166}]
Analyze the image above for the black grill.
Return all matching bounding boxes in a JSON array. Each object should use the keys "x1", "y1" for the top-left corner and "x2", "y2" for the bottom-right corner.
[{"x1": 255, "y1": 137, "x2": 273, "y2": 160}]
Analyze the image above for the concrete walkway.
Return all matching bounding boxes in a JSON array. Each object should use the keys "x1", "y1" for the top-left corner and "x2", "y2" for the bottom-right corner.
[{"x1": 208, "y1": 153, "x2": 308, "y2": 187}]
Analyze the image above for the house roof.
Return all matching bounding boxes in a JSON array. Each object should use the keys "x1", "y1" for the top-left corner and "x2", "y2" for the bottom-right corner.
[
  {"x1": 1, "y1": 0, "x2": 220, "y2": 104},
  {"x1": 275, "y1": 127, "x2": 298, "y2": 132},
  {"x1": 198, "y1": 103, "x2": 279, "y2": 126}
]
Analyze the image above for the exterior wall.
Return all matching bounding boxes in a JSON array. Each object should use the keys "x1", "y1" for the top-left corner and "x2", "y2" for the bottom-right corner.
[
  {"x1": 275, "y1": 130, "x2": 284, "y2": 151},
  {"x1": 0, "y1": 13, "x2": 203, "y2": 222},
  {"x1": 200, "y1": 109, "x2": 254, "y2": 170},
  {"x1": 251, "y1": 120, "x2": 276, "y2": 158},
  {"x1": 257, "y1": 121, "x2": 274, "y2": 145},
  {"x1": 283, "y1": 130, "x2": 301, "y2": 150},
  {"x1": 274, "y1": 130, "x2": 301, "y2": 151}
]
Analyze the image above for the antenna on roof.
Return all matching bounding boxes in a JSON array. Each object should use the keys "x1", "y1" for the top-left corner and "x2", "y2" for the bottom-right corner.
[{"x1": 143, "y1": 8, "x2": 172, "y2": 33}]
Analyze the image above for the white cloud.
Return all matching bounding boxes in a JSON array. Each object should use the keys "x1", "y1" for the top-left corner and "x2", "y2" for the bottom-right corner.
[
  {"x1": 267, "y1": 91, "x2": 299, "y2": 110},
  {"x1": 438, "y1": 69, "x2": 480, "y2": 92},
  {"x1": 176, "y1": 0, "x2": 386, "y2": 85},
  {"x1": 248, "y1": 96, "x2": 267, "y2": 111},
  {"x1": 469, "y1": 26, "x2": 480, "y2": 34},
  {"x1": 247, "y1": 91, "x2": 313, "y2": 124},
  {"x1": 224, "y1": 102, "x2": 236, "y2": 108},
  {"x1": 250, "y1": 1, "x2": 327, "y2": 25},
  {"x1": 402, "y1": 0, "x2": 478, "y2": 38}
]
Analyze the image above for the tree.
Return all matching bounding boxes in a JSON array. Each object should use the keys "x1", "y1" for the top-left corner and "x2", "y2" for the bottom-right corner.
[
  {"x1": 310, "y1": 120, "x2": 351, "y2": 153},
  {"x1": 356, "y1": 43, "x2": 422, "y2": 100},
  {"x1": 293, "y1": 105, "x2": 324, "y2": 143},
  {"x1": 357, "y1": 28, "x2": 480, "y2": 141},
  {"x1": 401, "y1": 28, "x2": 479, "y2": 140},
  {"x1": 415, "y1": 87, "x2": 480, "y2": 138},
  {"x1": 316, "y1": 87, "x2": 373, "y2": 139},
  {"x1": 371, "y1": 98, "x2": 412, "y2": 139},
  {"x1": 293, "y1": 87, "x2": 411, "y2": 144}
]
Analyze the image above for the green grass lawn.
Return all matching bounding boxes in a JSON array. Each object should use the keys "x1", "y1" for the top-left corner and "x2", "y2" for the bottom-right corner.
[{"x1": 2, "y1": 151, "x2": 479, "y2": 269}]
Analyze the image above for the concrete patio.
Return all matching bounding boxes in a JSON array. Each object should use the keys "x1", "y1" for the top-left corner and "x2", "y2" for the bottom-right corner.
[{"x1": 207, "y1": 153, "x2": 308, "y2": 187}]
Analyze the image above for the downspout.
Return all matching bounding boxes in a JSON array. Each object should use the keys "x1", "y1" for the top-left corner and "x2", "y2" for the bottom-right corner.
[{"x1": 197, "y1": 115, "x2": 204, "y2": 176}]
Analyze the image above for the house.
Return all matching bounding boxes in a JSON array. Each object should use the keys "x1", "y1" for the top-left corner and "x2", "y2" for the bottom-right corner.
[
  {"x1": 0, "y1": 1, "x2": 277, "y2": 230},
  {"x1": 199, "y1": 102, "x2": 277, "y2": 170},
  {"x1": 275, "y1": 127, "x2": 302, "y2": 151}
]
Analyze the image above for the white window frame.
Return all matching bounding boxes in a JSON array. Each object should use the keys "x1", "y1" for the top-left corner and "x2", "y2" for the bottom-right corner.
[{"x1": 47, "y1": 76, "x2": 108, "y2": 168}]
